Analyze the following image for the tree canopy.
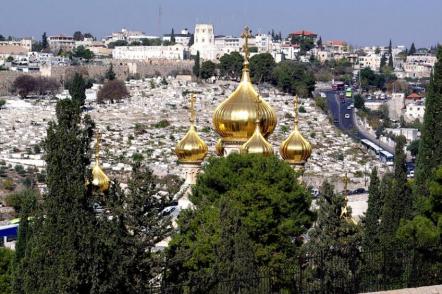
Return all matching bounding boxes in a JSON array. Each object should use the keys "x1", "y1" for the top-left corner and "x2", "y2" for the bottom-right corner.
[
  {"x1": 219, "y1": 52, "x2": 244, "y2": 80},
  {"x1": 166, "y1": 154, "x2": 314, "y2": 288},
  {"x1": 97, "y1": 79, "x2": 129, "y2": 103}
]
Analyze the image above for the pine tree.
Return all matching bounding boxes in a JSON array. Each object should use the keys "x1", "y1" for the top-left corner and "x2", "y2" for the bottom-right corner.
[
  {"x1": 363, "y1": 167, "x2": 382, "y2": 249},
  {"x1": 68, "y1": 73, "x2": 87, "y2": 106},
  {"x1": 17, "y1": 99, "x2": 96, "y2": 293},
  {"x1": 317, "y1": 36, "x2": 322, "y2": 48},
  {"x1": 409, "y1": 42, "x2": 416, "y2": 55},
  {"x1": 192, "y1": 51, "x2": 200, "y2": 78},
  {"x1": 415, "y1": 47, "x2": 442, "y2": 195},
  {"x1": 105, "y1": 63, "x2": 116, "y2": 81}
]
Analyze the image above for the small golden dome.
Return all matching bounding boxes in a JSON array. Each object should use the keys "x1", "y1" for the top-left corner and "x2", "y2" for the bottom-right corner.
[
  {"x1": 175, "y1": 94, "x2": 208, "y2": 164},
  {"x1": 92, "y1": 132, "x2": 110, "y2": 192},
  {"x1": 215, "y1": 139, "x2": 224, "y2": 156},
  {"x1": 240, "y1": 121, "x2": 274, "y2": 156},
  {"x1": 213, "y1": 27, "x2": 276, "y2": 144},
  {"x1": 280, "y1": 96, "x2": 312, "y2": 166},
  {"x1": 92, "y1": 163, "x2": 110, "y2": 192}
]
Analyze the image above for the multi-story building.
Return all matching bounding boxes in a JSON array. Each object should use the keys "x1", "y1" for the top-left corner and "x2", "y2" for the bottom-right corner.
[
  {"x1": 190, "y1": 24, "x2": 217, "y2": 60},
  {"x1": 48, "y1": 35, "x2": 75, "y2": 52},
  {"x1": 162, "y1": 29, "x2": 192, "y2": 47},
  {"x1": 358, "y1": 54, "x2": 381, "y2": 71},
  {"x1": 404, "y1": 101, "x2": 425, "y2": 122},
  {"x1": 0, "y1": 38, "x2": 32, "y2": 52},
  {"x1": 112, "y1": 44, "x2": 188, "y2": 60},
  {"x1": 402, "y1": 55, "x2": 436, "y2": 79}
]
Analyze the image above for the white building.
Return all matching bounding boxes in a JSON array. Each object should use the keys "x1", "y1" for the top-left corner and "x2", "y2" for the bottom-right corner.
[
  {"x1": 385, "y1": 128, "x2": 419, "y2": 142},
  {"x1": 404, "y1": 101, "x2": 425, "y2": 122},
  {"x1": 190, "y1": 24, "x2": 218, "y2": 60},
  {"x1": 162, "y1": 29, "x2": 192, "y2": 47},
  {"x1": 358, "y1": 54, "x2": 381, "y2": 71},
  {"x1": 0, "y1": 38, "x2": 32, "y2": 52},
  {"x1": 112, "y1": 44, "x2": 188, "y2": 60},
  {"x1": 402, "y1": 55, "x2": 436, "y2": 79},
  {"x1": 48, "y1": 35, "x2": 75, "y2": 52}
]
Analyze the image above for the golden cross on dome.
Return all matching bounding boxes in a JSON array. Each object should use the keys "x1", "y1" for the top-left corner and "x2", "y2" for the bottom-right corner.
[
  {"x1": 241, "y1": 26, "x2": 252, "y2": 61},
  {"x1": 294, "y1": 95, "x2": 299, "y2": 127},
  {"x1": 95, "y1": 131, "x2": 101, "y2": 164},
  {"x1": 190, "y1": 94, "x2": 196, "y2": 125}
]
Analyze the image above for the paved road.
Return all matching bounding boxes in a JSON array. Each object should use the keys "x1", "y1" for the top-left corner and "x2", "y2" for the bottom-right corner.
[{"x1": 325, "y1": 91, "x2": 395, "y2": 154}]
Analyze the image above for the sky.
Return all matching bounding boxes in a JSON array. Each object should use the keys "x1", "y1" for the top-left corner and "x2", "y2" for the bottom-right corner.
[{"x1": 1, "y1": 0, "x2": 441, "y2": 48}]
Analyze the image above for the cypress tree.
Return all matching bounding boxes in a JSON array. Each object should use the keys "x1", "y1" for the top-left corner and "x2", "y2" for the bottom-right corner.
[
  {"x1": 304, "y1": 181, "x2": 361, "y2": 293},
  {"x1": 388, "y1": 54, "x2": 394, "y2": 68},
  {"x1": 41, "y1": 32, "x2": 48, "y2": 50},
  {"x1": 170, "y1": 28, "x2": 176, "y2": 44},
  {"x1": 68, "y1": 73, "x2": 87, "y2": 106},
  {"x1": 415, "y1": 47, "x2": 442, "y2": 195},
  {"x1": 409, "y1": 42, "x2": 416, "y2": 55},
  {"x1": 380, "y1": 54, "x2": 387, "y2": 71},
  {"x1": 17, "y1": 99, "x2": 96, "y2": 293},
  {"x1": 192, "y1": 51, "x2": 201, "y2": 78},
  {"x1": 363, "y1": 167, "x2": 382, "y2": 249},
  {"x1": 380, "y1": 136, "x2": 412, "y2": 247},
  {"x1": 105, "y1": 63, "x2": 116, "y2": 81}
]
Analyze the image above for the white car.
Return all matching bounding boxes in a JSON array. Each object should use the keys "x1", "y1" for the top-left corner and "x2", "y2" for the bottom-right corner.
[
  {"x1": 344, "y1": 114, "x2": 350, "y2": 119},
  {"x1": 347, "y1": 106, "x2": 352, "y2": 110}
]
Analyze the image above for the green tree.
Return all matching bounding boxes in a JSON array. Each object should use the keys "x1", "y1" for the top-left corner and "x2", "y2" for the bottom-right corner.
[
  {"x1": 0, "y1": 248, "x2": 14, "y2": 294},
  {"x1": 72, "y1": 45, "x2": 94, "y2": 61},
  {"x1": 363, "y1": 168, "x2": 382, "y2": 249},
  {"x1": 68, "y1": 73, "x2": 87, "y2": 106},
  {"x1": 97, "y1": 79, "x2": 129, "y2": 103},
  {"x1": 354, "y1": 94, "x2": 365, "y2": 109},
  {"x1": 398, "y1": 166, "x2": 442, "y2": 248},
  {"x1": 415, "y1": 47, "x2": 442, "y2": 195},
  {"x1": 105, "y1": 63, "x2": 116, "y2": 81},
  {"x1": 317, "y1": 36, "x2": 322, "y2": 48},
  {"x1": 380, "y1": 53, "x2": 387, "y2": 71},
  {"x1": 12, "y1": 75, "x2": 37, "y2": 98},
  {"x1": 409, "y1": 42, "x2": 416, "y2": 55},
  {"x1": 192, "y1": 51, "x2": 200, "y2": 78},
  {"x1": 73, "y1": 31, "x2": 84, "y2": 41},
  {"x1": 407, "y1": 139, "x2": 420, "y2": 157},
  {"x1": 0, "y1": 99, "x2": 6, "y2": 109},
  {"x1": 249, "y1": 53, "x2": 275, "y2": 83},
  {"x1": 41, "y1": 32, "x2": 48, "y2": 50},
  {"x1": 219, "y1": 52, "x2": 244, "y2": 80},
  {"x1": 381, "y1": 136, "x2": 412, "y2": 248},
  {"x1": 170, "y1": 28, "x2": 176, "y2": 44},
  {"x1": 271, "y1": 61, "x2": 316, "y2": 96},
  {"x1": 166, "y1": 154, "x2": 314, "y2": 288},
  {"x1": 200, "y1": 60, "x2": 216, "y2": 79},
  {"x1": 16, "y1": 99, "x2": 96, "y2": 293},
  {"x1": 303, "y1": 181, "x2": 362, "y2": 294}
]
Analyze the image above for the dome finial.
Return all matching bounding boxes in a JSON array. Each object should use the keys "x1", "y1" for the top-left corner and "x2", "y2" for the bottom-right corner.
[
  {"x1": 92, "y1": 130, "x2": 110, "y2": 192},
  {"x1": 241, "y1": 26, "x2": 252, "y2": 64}
]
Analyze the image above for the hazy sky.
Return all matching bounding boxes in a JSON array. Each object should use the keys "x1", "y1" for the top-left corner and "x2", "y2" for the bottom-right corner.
[{"x1": 1, "y1": 0, "x2": 441, "y2": 47}]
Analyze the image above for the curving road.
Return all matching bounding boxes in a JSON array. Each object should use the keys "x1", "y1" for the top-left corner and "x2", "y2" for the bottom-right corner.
[{"x1": 325, "y1": 91, "x2": 395, "y2": 154}]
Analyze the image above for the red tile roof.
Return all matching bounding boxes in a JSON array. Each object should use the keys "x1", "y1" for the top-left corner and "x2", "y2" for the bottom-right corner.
[
  {"x1": 406, "y1": 92, "x2": 423, "y2": 100},
  {"x1": 291, "y1": 30, "x2": 317, "y2": 37}
]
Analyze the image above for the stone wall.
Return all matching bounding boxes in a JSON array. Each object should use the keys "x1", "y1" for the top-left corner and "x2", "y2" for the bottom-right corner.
[{"x1": 0, "y1": 60, "x2": 193, "y2": 96}]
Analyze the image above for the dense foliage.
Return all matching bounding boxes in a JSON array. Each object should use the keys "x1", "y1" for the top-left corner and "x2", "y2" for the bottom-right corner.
[
  {"x1": 12, "y1": 75, "x2": 60, "y2": 98},
  {"x1": 97, "y1": 79, "x2": 129, "y2": 103},
  {"x1": 271, "y1": 61, "x2": 316, "y2": 96},
  {"x1": 166, "y1": 154, "x2": 314, "y2": 288}
]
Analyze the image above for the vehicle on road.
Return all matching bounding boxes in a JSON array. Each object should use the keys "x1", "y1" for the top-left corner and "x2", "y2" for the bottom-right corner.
[
  {"x1": 320, "y1": 92, "x2": 326, "y2": 98},
  {"x1": 332, "y1": 82, "x2": 345, "y2": 91},
  {"x1": 344, "y1": 114, "x2": 350, "y2": 119},
  {"x1": 353, "y1": 188, "x2": 366, "y2": 194},
  {"x1": 347, "y1": 105, "x2": 352, "y2": 110},
  {"x1": 345, "y1": 87, "x2": 352, "y2": 98}
]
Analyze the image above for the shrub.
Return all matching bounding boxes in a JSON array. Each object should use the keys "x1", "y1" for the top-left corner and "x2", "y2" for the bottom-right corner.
[
  {"x1": 3, "y1": 178, "x2": 15, "y2": 191},
  {"x1": 97, "y1": 80, "x2": 129, "y2": 103}
]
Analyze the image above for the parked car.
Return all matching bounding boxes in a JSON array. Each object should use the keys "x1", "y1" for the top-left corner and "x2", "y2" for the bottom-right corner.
[
  {"x1": 353, "y1": 188, "x2": 366, "y2": 194},
  {"x1": 344, "y1": 114, "x2": 350, "y2": 119}
]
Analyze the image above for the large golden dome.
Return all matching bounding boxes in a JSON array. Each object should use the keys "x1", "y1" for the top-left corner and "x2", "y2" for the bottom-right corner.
[
  {"x1": 213, "y1": 27, "x2": 277, "y2": 144},
  {"x1": 175, "y1": 94, "x2": 208, "y2": 164},
  {"x1": 240, "y1": 121, "x2": 274, "y2": 157},
  {"x1": 280, "y1": 96, "x2": 312, "y2": 166}
]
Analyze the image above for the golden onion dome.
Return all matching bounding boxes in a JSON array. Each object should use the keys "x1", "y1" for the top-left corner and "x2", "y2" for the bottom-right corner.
[
  {"x1": 213, "y1": 27, "x2": 276, "y2": 144},
  {"x1": 92, "y1": 163, "x2": 110, "y2": 192},
  {"x1": 280, "y1": 96, "x2": 312, "y2": 166},
  {"x1": 175, "y1": 94, "x2": 208, "y2": 164},
  {"x1": 240, "y1": 121, "x2": 274, "y2": 156},
  {"x1": 92, "y1": 132, "x2": 110, "y2": 192},
  {"x1": 215, "y1": 138, "x2": 224, "y2": 156}
]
